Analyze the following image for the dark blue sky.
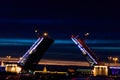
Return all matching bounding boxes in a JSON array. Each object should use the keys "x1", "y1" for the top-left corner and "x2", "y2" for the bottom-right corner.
[
  {"x1": 0, "y1": 1, "x2": 120, "y2": 61},
  {"x1": 0, "y1": 1, "x2": 120, "y2": 39}
]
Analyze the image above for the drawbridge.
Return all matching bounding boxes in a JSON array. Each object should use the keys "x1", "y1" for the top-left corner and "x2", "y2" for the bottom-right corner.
[
  {"x1": 18, "y1": 35, "x2": 54, "y2": 71},
  {"x1": 71, "y1": 35, "x2": 99, "y2": 66}
]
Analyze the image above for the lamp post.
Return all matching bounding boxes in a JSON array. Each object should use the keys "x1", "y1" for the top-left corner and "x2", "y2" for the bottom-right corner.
[
  {"x1": 107, "y1": 56, "x2": 112, "y2": 66},
  {"x1": 113, "y1": 57, "x2": 119, "y2": 66}
]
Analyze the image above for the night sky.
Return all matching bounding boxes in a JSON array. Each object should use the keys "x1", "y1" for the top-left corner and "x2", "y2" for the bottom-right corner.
[{"x1": 0, "y1": 1, "x2": 120, "y2": 62}]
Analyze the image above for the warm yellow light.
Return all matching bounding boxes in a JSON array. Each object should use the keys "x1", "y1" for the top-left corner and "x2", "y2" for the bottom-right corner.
[
  {"x1": 113, "y1": 57, "x2": 118, "y2": 61},
  {"x1": 6, "y1": 56, "x2": 11, "y2": 59},
  {"x1": 113, "y1": 57, "x2": 119, "y2": 65},
  {"x1": 11, "y1": 67, "x2": 16, "y2": 72},
  {"x1": 94, "y1": 65, "x2": 107, "y2": 68},
  {"x1": 43, "y1": 66, "x2": 47, "y2": 72},
  {"x1": 43, "y1": 32, "x2": 48, "y2": 36},
  {"x1": 93, "y1": 65, "x2": 108, "y2": 76},
  {"x1": 16, "y1": 67, "x2": 22, "y2": 73}
]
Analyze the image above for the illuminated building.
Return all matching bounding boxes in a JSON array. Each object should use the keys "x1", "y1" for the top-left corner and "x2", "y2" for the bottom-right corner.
[{"x1": 93, "y1": 65, "x2": 108, "y2": 76}]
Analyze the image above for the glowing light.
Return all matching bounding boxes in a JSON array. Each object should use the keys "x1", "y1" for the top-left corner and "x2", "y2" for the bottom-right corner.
[
  {"x1": 18, "y1": 37, "x2": 44, "y2": 65},
  {"x1": 72, "y1": 38, "x2": 78, "y2": 45},
  {"x1": 84, "y1": 33, "x2": 89, "y2": 36},
  {"x1": 113, "y1": 57, "x2": 119, "y2": 65},
  {"x1": 93, "y1": 66, "x2": 108, "y2": 76},
  {"x1": 109, "y1": 67, "x2": 120, "y2": 69},
  {"x1": 43, "y1": 32, "x2": 48, "y2": 36},
  {"x1": 71, "y1": 37, "x2": 98, "y2": 65},
  {"x1": 16, "y1": 67, "x2": 22, "y2": 73},
  {"x1": 0, "y1": 38, "x2": 120, "y2": 46},
  {"x1": 0, "y1": 38, "x2": 35, "y2": 46},
  {"x1": 94, "y1": 65, "x2": 108, "y2": 68},
  {"x1": 55, "y1": 40, "x2": 72, "y2": 44},
  {"x1": 6, "y1": 56, "x2": 11, "y2": 59},
  {"x1": 11, "y1": 67, "x2": 16, "y2": 72},
  {"x1": 35, "y1": 29, "x2": 38, "y2": 33}
]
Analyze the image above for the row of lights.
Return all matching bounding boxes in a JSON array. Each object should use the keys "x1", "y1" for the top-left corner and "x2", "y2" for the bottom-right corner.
[{"x1": 107, "y1": 56, "x2": 119, "y2": 65}]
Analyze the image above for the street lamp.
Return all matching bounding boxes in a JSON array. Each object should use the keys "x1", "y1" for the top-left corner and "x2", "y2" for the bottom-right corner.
[
  {"x1": 113, "y1": 57, "x2": 119, "y2": 66},
  {"x1": 43, "y1": 32, "x2": 48, "y2": 36},
  {"x1": 107, "y1": 56, "x2": 112, "y2": 66}
]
